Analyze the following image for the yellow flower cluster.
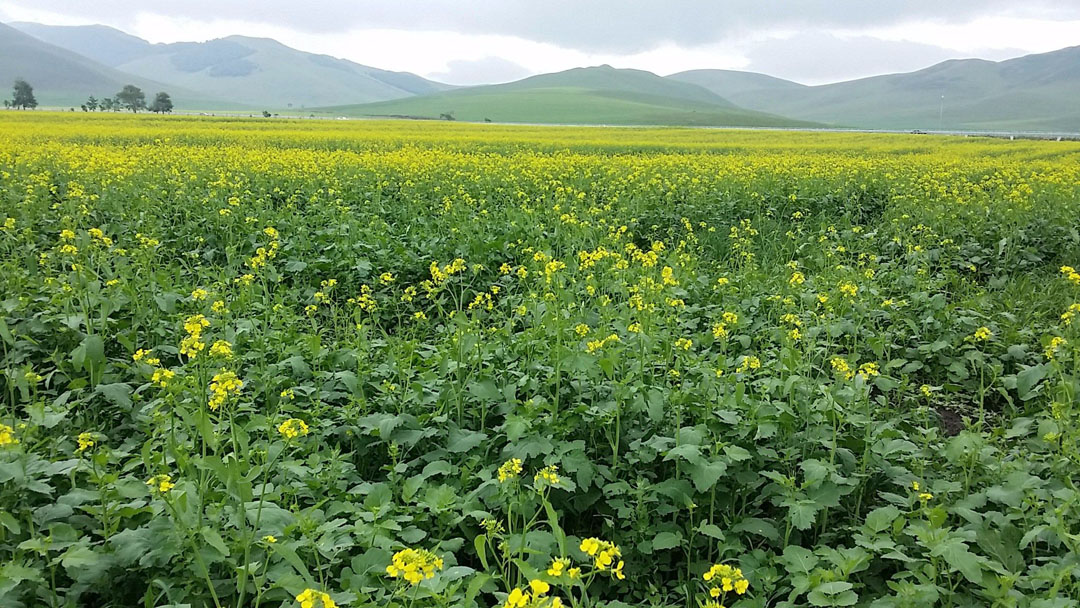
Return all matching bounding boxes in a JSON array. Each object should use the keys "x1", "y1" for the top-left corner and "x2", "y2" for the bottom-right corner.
[
  {"x1": 1062, "y1": 266, "x2": 1080, "y2": 285},
  {"x1": 547, "y1": 558, "x2": 574, "y2": 577},
  {"x1": 580, "y1": 537, "x2": 625, "y2": 579},
  {"x1": 0, "y1": 423, "x2": 18, "y2": 447},
  {"x1": 208, "y1": 370, "x2": 242, "y2": 410},
  {"x1": 209, "y1": 339, "x2": 233, "y2": 358},
  {"x1": 385, "y1": 547, "x2": 444, "y2": 585},
  {"x1": 76, "y1": 432, "x2": 95, "y2": 453},
  {"x1": 1061, "y1": 303, "x2": 1080, "y2": 326},
  {"x1": 146, "y1": 474, "x2": 175, "y2": 493},
  {"x1": 839, "y1": 282, "x2": 858, "y2": 298},
  {"x1": 735, "y1": 356, "x2": 761, "y2": 374},
  {"x1": 1045, "y1": 336, "x2": 1068, "y2": 360},
  {"x1": 278, "y1": 418, "x2": 310, "y2": 439},
  {"x1": 586, "y1": 333, "x2": 620, "y2": 354},
  {"x1": 831, "y1": 357, "x2": 854, "y2": 380},
  {"x1": 972, "y1": 326, "x2": 993, "y2": 341},
  {"x1": 151, "y1": 368, "x2": 175, "y2": 388},
  {"x1": 468, "y1": 290, "x2": 495, "y2": 311},
  {"x1": 703, "y1": 562, "x2": 750, "y2": 596},
  {"x1": 856, "y1": 362, "x2": 880, "y2": 380},
  {"x1": 498, "y1": 458, "x2": 524, "y2": 482},
  {"x1": 427, "y1": 258, "x2": 467, "y2": 288},
  {"x1": 504, "y1": 579, "x2": 563, "y2": 608},
  {"x1": 534, "y1": 465, "x2": 561, "y2": 488},
  {"x1": 712, "y1": 322, "x2": 729, "y2": 339},
  {"x1": 180, "y1": 314, "x2": 209, "y2": 359},
  {"x1": 248, "y1": 226, "x2": 281, "y2": 270},
  {"x1": 296, "y1": 588, "x2": 337, "y2": 608}
]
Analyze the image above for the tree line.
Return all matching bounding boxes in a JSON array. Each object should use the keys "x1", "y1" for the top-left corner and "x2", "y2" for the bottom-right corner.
[{"x1": 4, "y1": 79, "x2": 174, "y2": 113}]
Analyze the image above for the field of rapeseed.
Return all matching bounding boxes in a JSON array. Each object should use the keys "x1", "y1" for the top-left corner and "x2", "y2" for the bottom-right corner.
[{"x1": 2, "y1": 112, "x2": 1080, "y2": 608}]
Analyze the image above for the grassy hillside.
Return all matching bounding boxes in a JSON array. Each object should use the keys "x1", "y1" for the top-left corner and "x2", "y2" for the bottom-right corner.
[
  {"x1": 11, "y1": 22, "x2": 152, "y2": 67},
  {"x1": 720, "y1": 47, "x2": 1080, "y2": 132},
  {"x1": 0, "y1": 22, "x2": 235, "y2": 109},
  {"x1": 667, "y1": 69, "x2": 807, "y2": 102},
  {"x1": 318, "y1": 66, "x2": 816, "y2": 127},
  {"x1": 11, "y1": 23, "x2": 453, "y2": 109}
]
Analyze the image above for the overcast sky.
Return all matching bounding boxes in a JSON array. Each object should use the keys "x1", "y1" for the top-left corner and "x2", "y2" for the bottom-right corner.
[{"x1": 2, "y1": 1, "x2": 1079, "y2": 85}]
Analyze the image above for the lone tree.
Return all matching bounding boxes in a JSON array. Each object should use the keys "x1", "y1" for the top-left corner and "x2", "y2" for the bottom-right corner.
[
  {"x1": 148, "y1": 92, "x2": 173, "y2": 114},
  {"x1": 11, "y1": 79, "x2": 37, "y2": 109},
  {"x1": 115, "y1": 85, "x2": 146, "y2": 113}
]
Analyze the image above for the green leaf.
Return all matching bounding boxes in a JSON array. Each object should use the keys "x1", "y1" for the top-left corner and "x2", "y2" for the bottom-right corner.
[
  {"x1": 724, "y1": 445, "x2": 752, "y2": 462},
  {"x1": 781, "y1": 545, "x2": 819, "y2": 575},
  {"x1": 686, "y1": 458, "x2": 727, "y2": 492},
  {"x1": 200, "y1": 528, "x2": 231, "y2": 557},
  {"x1": 864, "y1": 506, "x2": 901, "y2": 533},
  {"x1": 808, "y1": 581, "x2": 857, "y2": 607},
  {"x1": 934, "y1": 539, "x2": 984, "y2": 585},
  {"x1": 786, "y1": 499, "x2": 822, "y2": 530},
  {"x1": 652, "y1": 531, "x2": 683, "y2": 550},
  {"x1": 474, "y1": 534, "x2": 489, "y2": 570},
  {"x1": 664, "y1": 444, "x2": 703, "y2": 465},
  {"x1": 271, "y1": 543, "x2": 314, "y2": 584},
  {"x1": 733, "y1": 517, "x2": 779, "y2": 541},
  {"x1": 696, "y1": 523, "x2": 725, "y2": 540},
  {"x1": 1015, "y1": 364, "x2": 1047, "y2": 400},
  {"x1": 447, "y1": 428, "x2": 487, "y2": 453},
  {"x1": 0, "y1": 318, "x2": 13, "y2": 346},
  {"x1": 96, "y1": 383, "x2": 132, "y2": 408},
  {"x1": 469, "y1": 380, "x2": 501, "y2": 401}
]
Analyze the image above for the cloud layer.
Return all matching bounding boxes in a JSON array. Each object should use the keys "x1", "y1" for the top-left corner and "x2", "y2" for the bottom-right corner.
[{"x1": 2, "y1": 1, "x2": 1078, "y2": 85}]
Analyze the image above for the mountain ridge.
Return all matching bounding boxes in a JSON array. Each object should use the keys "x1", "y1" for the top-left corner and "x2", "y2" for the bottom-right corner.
[{"x1": 10, "y1": 22, "x2": 453, "y2": 108}]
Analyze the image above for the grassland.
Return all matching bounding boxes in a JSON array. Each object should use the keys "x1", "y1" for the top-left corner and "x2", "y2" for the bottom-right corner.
[
  {"x1": 1, "y1": 113, "x2": 1080, "y2": 608},
  {"x1": 318, "y1": 66, "x2": 815, "y2": 127}
]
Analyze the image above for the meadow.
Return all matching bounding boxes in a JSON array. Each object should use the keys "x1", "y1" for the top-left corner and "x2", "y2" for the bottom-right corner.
[{"x1": 1, "y1": 112, "x2": 1080, "y2": 608}]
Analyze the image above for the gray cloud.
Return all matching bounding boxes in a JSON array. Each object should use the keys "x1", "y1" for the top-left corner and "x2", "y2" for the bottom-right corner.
[
  {"x1": 4, "y1": 0, "x2": 1080, "y2": 53},
  {"x1": 428, "y1": 57, "x2": 533, "y2": 85},
  {"x1": 742, "y1": 33, "x2": 1028, "y2": 84}
]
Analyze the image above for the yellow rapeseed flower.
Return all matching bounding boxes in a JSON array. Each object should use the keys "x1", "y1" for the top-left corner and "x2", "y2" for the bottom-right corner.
[
  {"x1": 278, "y1": 418, "x2": 310, "y2": 439},
  {"x1": 295, "y1": 588, "x2": 337, "y2": 608},
  {"x1": 146, "y1": 474, "x2": 175, "y2": 493},
  {"x1": 498, "y1": 458, "x2": 523, "y2": 482},
  {"x1": 0, "y1": 424, "x2": 18, "y2": 447}
]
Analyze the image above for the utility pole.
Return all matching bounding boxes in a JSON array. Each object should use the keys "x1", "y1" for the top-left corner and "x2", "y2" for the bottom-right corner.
[{"x1": 939, "y1": 95, "x2": 945, "y2": 132}]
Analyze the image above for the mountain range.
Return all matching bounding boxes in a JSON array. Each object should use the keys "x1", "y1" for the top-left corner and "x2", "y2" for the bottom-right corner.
[{"x1": 3, "y1": 20, "x2": 1079, "y2": 132}]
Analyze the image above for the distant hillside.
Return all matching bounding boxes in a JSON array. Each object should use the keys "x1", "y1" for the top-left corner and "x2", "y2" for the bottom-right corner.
[
  {"x1": 700, "y1": 47, "x2": 1080, "y2": 132},
  {"x1": 0, "y1": 22, "x2": 232, "y2": 109},
  {"x1": 11, "y1": 22, "x2": 152, "y2": 67},
  {"x1": 319, "y1": 65, "x2": 817, "y2": 127},
  {"x1": 667, "y1": 69, "x2": 807, "y2": 104},
  {"x1": 11, "y1": 23, "x2": 453, "y2": 108}
]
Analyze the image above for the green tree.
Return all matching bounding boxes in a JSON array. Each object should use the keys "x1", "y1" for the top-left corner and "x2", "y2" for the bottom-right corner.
[
  {"x1": 11, "y1": 79, "x2": 37, "y2": 109},
  {"x1": 101, "y1": 97, "x2": 114, "y2": 111},
  {"x1": 115, "y1": 84, "x2": 146, "y2": 113},
  {"x1": 86, "y1": 95, "x2": 99, "y2": 112},
  {"x1": 148, "y1": 92, "x2": 173, "y2": 114}
]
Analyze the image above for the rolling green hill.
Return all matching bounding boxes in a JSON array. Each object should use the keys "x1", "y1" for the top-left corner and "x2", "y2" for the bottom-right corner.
[
  {"x1": 0, "y1": 22, "x2": 233, "y2": 109},
  {"x1": 318, "y1": 65, "x2": 817, "y2": 127},
  {"x1": 11, "y1": 23, "x2": 453, "y2": 109},
  {"x1": 691, "y1": 47, "x2": 1080, "y2": 132}
]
